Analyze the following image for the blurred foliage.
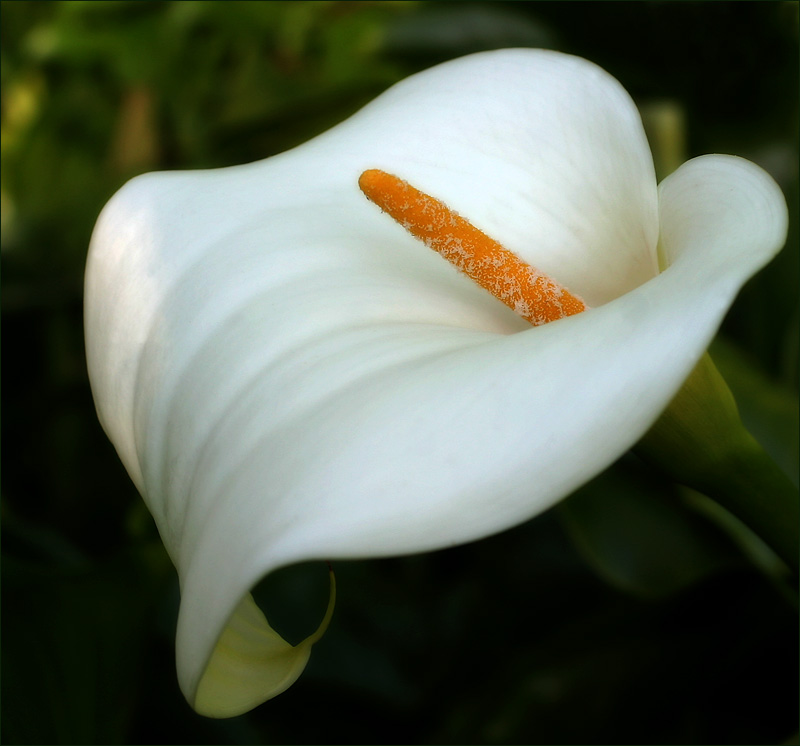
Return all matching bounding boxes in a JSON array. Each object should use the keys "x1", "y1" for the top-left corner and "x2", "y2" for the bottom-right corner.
[{"x1": 1, "y1": 2, "x2": 798, "y2": 744}]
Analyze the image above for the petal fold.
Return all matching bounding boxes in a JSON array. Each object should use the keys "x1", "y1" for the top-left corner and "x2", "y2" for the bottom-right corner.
[{"x1": 657, "y1": 154, "x2": 789, "y2": 275}]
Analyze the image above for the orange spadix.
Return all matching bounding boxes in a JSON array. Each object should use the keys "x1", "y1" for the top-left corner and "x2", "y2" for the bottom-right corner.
[{"x1": 358, "y1": 169, "x2": 587, "y2": 326}]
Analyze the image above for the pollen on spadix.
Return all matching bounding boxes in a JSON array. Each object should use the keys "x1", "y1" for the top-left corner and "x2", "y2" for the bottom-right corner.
[{"x1": 358, "y1": 169, "x2": 587, "y2": 326}]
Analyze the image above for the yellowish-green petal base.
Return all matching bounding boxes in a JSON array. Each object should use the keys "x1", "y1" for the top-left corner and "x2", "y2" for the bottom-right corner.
[{"x1": 193, "y1": 569, "x2": 336, "y2": 718}]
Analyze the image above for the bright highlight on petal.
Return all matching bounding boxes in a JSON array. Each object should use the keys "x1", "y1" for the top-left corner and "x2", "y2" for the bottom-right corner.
[{"x1": 359, "y1": 169, "x2": 587, "y2": 326}]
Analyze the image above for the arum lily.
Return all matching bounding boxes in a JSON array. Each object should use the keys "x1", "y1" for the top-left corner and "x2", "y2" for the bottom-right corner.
[{"x1": 84, "y1": 49, "x2": 789, "y2": 717}]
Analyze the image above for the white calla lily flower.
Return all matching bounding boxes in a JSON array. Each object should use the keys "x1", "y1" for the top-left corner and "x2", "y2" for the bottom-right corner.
[{"x1": 84, "y1": 49, "x2": 788, "y2": 717}]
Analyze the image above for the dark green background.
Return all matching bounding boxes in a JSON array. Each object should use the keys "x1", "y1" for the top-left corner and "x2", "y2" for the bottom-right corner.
[{"x1": 2, "y1": 2, "x2": 798, "y2": 744}]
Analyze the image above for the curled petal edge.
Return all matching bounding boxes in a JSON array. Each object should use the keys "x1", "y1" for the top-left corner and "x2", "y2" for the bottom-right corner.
[{"x1": 194, "y1": 568, "x2": 336, "y2": 718}]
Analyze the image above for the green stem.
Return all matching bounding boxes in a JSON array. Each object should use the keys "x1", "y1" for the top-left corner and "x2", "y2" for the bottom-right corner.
[
  {"x1": 637, "y1": 353, "x2": 799, "y2": 576},
  {"x1": 691, "y1": 432, "x2": 798, "y2": 575}
]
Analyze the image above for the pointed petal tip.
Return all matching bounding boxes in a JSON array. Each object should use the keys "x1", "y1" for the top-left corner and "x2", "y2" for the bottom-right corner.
[{"x1": 189, "y1": 568, "x2": 336, "y2": 718}]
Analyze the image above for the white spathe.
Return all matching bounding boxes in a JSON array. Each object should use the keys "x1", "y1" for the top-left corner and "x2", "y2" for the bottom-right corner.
[{"x1": 84, "y1": 49, "x2": 788, "y2": 717}]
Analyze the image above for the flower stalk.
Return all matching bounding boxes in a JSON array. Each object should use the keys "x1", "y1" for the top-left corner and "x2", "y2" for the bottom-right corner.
[{"x1": 637, "y1": 353, "x2": 799, "y2": 576}]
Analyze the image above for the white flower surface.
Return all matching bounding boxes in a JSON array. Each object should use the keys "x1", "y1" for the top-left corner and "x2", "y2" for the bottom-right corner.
[{"x1": 84, "y1": 49, "x2": 788, "y2": 717}]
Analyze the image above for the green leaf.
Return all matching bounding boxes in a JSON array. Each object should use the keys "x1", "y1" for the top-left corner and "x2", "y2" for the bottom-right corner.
[
  {"x1": 559, "y1": 457, "x2": 741, "y2": 598},
  {"x1": 710, "y1": 336, "x2": 799, "y2": 486}
]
